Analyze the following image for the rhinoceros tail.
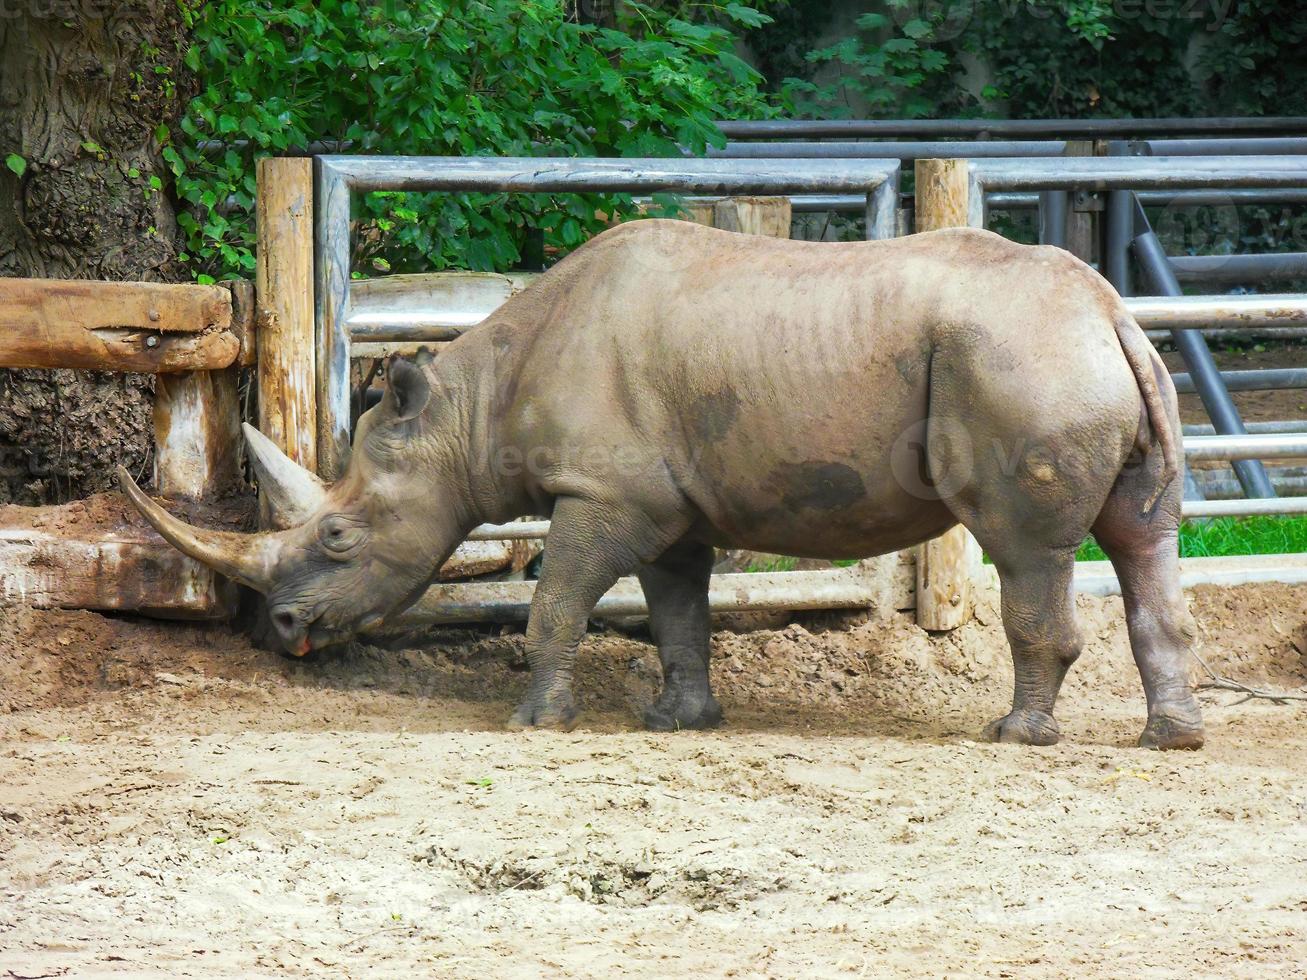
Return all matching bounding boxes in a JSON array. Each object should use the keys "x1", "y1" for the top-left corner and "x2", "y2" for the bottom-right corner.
[{"x1": 1114, "y1": 314, "x2": 1179, "y2": 514}]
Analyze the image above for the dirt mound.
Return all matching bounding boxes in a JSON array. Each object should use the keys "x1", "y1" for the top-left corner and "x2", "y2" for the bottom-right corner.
[{"x1": 4, "y1": 582, "x2": 1304, "y2": 732}]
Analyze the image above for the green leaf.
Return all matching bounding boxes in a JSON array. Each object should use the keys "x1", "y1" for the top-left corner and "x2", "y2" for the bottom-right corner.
[
  {"x1": 722, "y1": 3, "x2": 770, "y2": 28},
  {"x1": 5, "y1": 153, "x2": 25, "y2": 177}
]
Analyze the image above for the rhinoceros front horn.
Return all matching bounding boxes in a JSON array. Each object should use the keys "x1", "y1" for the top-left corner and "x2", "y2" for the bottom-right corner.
[
  {"x1": 241, "y1": 423, "x2": 327, "y2": 530},
  {"x1": 116, "y1": 465, "x2": 282, "y2": 592}
]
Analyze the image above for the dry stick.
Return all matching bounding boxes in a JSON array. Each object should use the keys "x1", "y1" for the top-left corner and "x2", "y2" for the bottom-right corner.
[{"x1": 1193, "y1": 653, "x2": 1307, "y2": 705}]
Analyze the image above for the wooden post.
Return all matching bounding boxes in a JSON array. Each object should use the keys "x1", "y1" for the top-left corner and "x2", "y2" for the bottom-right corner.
[
  {"x1": 255, "y1": 157, "x2": 317, "y2": 506},
  {"x1": 712, "y1": 196, "x2": 792, "y2": 238},
  {"x1": 1064, "y1": 140, "x2": 1097, "y2": 264},
  {"x1": 913, "y1": 159, "x2": 981, "y2": 630},
  {"x1": 152, "y1": 368, "x2": 242, "y2": 500}
]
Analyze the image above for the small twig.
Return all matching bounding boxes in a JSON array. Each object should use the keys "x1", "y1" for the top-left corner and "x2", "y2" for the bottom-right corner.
[{"x1": 1194, "y1": 654, "x2": 1307, "y2": 705}]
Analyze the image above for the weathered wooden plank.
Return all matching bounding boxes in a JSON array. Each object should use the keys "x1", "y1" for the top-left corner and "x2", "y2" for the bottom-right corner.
[
  {"x1": 256, "y1": 158, "x2": 317, "y2": 483},
  {"x1": 914, "y1": 158, "x2": 981, "y2": 631},
  {"x1": 0, "y1": 277, "x2": 237, "y2": 372}
]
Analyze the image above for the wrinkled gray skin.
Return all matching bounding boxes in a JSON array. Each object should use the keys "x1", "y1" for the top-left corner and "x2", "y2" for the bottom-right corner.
[{"x1": 121, "y1": 222, "x2": 1205, "y2": 750}]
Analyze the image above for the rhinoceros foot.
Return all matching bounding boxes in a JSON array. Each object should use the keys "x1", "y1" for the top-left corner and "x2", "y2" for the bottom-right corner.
[
  {"x1": 982, "y1": 708, "x2": 1061, "y2": 746},
  {"x1": 506, "y1": 692, "x2": 579, "y2": 732},
  {"x1": 643, "y1": 692, "x2": 723, "y2": 733},
  {"x1": 1138, "y1": 700, "x2": 1205, "y2": 751}
]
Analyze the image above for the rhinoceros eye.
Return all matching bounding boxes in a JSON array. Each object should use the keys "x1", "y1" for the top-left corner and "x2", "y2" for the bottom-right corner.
[{"x1": 318, "y1": 514, "x2": 367, "y2": 557}]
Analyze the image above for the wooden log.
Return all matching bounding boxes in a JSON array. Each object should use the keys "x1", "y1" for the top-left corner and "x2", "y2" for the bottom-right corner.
[
  {"x1": 712, "y1": 196, "x2": 792, "y2": 238},
  {"x1": 0, "y1": 495, "x2": 240, "y2": 619},
  {"x1": 255, "y1": 158, "x2": 318, "y2": 484},
  {"x1": 153, "y1": 367, "x2": 243, "y2": 500},
  {"x1": 0, "y1": 529, "x2": 238, "y2": 618},
  {"x1": 0, "y1": 277, "x2": 238, "y2": 372},
  {"x1": 0, "y1": 277, "x2": 233, "y2": 362},
  {"x1": 913, "y1": 158, "x2": 981, "y2": 631}
]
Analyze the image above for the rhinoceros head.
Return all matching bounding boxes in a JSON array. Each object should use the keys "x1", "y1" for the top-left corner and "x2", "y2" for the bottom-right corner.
[{"x1": 119, "y1": 359, "x2": 454, "y2": 655}]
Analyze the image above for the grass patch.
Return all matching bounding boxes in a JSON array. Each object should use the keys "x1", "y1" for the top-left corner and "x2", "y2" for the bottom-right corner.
[
  {"x1": 1076, "y1": 515, "x2": 1307, "y2": 561},
  {"x1": 744, "y1": 555, "x2": 797, "y2": 573}
]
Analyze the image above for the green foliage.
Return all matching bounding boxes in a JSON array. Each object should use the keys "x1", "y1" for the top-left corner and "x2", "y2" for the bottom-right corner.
[
  {"x1": 1194, "y1": 0, "x2": 1307, "y2": 115},
  {"x1": 781, "y1": 1, "x2": 1306, "y2": 121},
  {"x1": 781, "y1": 5, "x2": 967, "y2": 118},
  {"x1": 170, "y1": 0, "x2": 771, "y2": 280},
  {"x1": 1078, "y1": 516, "x2": 1307, "y2": 562},
  {"x1": 4, "y1": 153, "x2": 25, "y2": 177}
]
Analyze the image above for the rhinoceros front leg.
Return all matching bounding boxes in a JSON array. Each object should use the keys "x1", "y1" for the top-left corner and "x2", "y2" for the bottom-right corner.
[
  {"x1": 507, "y1": 496, "x2": 681, "y2": 731},
  {"x1": 636, "y1": 539, "x2": 723, "y2": 731}
]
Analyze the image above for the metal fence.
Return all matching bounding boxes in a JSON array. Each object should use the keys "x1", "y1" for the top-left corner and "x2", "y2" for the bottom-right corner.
[{"x1": 308, "y1": 147, "x2": 1307, "y2": 622}]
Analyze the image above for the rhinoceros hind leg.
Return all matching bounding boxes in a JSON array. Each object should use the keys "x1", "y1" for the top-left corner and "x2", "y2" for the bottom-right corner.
[
  {"x1": 637, "y1": 540, "x2": 723, "y2": 732},
  {"x1": 1092, "y1": 451, "x2": 1205, "y2": 751},
  {"x1": 981, "y1": 548, "x2": 1083, "y2": 747}
]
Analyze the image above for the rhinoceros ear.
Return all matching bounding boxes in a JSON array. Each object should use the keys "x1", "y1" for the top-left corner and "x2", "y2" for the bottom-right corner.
[{"x1": 386, "y1": 356, "x2": 431, "y2": 422}]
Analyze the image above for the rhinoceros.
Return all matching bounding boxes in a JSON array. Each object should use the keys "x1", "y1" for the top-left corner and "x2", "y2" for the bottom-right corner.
[{"x1": 118, "y1": 221, "x2": 1205, "y2": 750}]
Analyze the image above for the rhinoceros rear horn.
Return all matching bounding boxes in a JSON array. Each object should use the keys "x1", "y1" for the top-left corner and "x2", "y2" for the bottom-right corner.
[
  {"x1": 241, "y1": 423, "x2": 327, "y2": 530},
  {"x1": 116, "y1": 465, "x2": 282, "y2": 592}
]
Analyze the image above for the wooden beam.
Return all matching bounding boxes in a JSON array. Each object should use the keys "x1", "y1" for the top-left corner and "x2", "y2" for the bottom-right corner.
[
  {"x1": 913, "y1": 158, "x2": 982, "y2": 631},
  {"x1": 0, "y1": 277, "x2": 238, "y2": 372},
  {"x1": 153, "y1": 368, "x2": 243, "y2": 500},
  {"x1": 256, "y1": 158, "x2": 318, "y2": 483}
]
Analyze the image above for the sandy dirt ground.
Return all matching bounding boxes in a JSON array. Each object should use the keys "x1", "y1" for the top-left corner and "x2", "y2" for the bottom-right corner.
[{"x1": 2, "y1": 582, "x2": 1306, "y2": 978}]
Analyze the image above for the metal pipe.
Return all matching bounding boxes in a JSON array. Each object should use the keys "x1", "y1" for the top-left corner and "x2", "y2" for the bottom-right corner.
[
  {"x1": 345, "y1": 281, "x2": 1307, "y2": 350},
  {"x1": 455, "y1": 434, "x2": 1307, "y2": 546},
  {"x1": 1134, "y1": 217, "x2": 1277, "y2": 498},
  {"x1": 1071, "y1": 552, "x2": 1307, "y2": 597},
  {"x1": 1182, "y1": 496, "x2": 1307, "y2": 517},
  {"x1": 1133, "y1": 137, "x2": 1307, "y2": 156},
  {"x1": 317, "y1": 155, "x2": 902, "y2": 195},
  {"x1": 1188, "y1": 471, "x2": 1307, "y2": 500},
  {"x1": 467, "y1": 521, "x2": 549, "y2": 540},
  {"x1": 316, "y1": 155, "x2": 901, "y2": 477},
  {"x1": 1171, "y1": 368, "x2": 1307, "y2": 393},
  {"x1": 715, "y1": 118, "x2": 1307, "y2": 140},
  {"x1": 1104, "y1": 142, "x2": 1134, "y2": 296},
  {"x1": 397, "y1": 565, "x2": 883, "y2": 625},
  {"x1": 767, "y1": 187, "x2": 1307, "y2": 214},
  {"x1": 1169, "y1": 253, "x2": 1307, "y2": 284},
  {"x1": 1145, "y1": 327, "x2": 1307, "y2": 342},
  {"x1": 1183, "y1": 421, "x2": 1307, "y2": 435},
  {"x1": 1182, "y1": 433, "x2": 1307, "y2": 461},
  {"x1": 1126, "y1": 294, "x2": 1307, "y2": 330},
  {"x1": 710, "y1": 140, "x2": 1067, "y2": 159},
  {"x1": 1039, "y1": 190, "x2": 1068, "y2": 248},
  {"x1": 970, "y1": 155, "x2": 1307, "y2": 191}
]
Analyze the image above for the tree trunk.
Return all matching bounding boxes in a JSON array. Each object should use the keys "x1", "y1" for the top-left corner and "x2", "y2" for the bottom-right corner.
[{"x1": 0, "y1": 2, "x2": 194, "y2": 504}]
